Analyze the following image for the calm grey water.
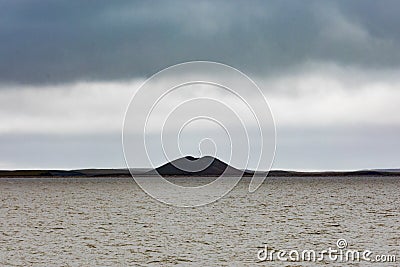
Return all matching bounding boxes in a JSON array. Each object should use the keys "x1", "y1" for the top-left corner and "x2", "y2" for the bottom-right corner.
[{"x1": 0, "y1": 177, "x2": 399, "y2": 266}]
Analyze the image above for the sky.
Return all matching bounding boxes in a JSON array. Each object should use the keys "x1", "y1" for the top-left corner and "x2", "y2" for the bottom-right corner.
[{"x1": 0, "y1": 0, "x2": 399, "y2": 170}]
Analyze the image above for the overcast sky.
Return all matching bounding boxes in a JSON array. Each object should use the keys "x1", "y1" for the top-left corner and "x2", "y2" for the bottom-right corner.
[{"x1": 1, "y1": 0, "x2": 399, "y2": 170}]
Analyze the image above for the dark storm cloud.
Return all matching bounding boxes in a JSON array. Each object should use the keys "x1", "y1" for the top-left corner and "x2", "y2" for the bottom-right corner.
[{"x1": 1, "y1": 0, "x2": 400, "y2": 84}]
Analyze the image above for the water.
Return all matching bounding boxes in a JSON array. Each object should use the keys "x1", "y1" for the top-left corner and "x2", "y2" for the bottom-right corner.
[{"x1": 0, "y1": 177, "x2": 399, "y2": 266}]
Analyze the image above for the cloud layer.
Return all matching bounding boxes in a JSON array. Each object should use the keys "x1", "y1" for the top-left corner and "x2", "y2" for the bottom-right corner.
[
  {"x1": 1, "y1": 65, "x2": 399, "y2": 170},
  {"x1": 1, "y1": 0, "x2": 400, "y2": 84}
]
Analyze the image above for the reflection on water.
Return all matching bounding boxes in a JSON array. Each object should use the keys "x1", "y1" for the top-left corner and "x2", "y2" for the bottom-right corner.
[{"x1": 0, "y1": 177, "x2": 399, "y2": 266}]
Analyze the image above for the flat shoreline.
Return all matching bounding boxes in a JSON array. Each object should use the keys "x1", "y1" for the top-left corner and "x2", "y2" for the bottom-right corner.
[{"x1": 1, "y1": 169, "x2": 400, "y2": 178}]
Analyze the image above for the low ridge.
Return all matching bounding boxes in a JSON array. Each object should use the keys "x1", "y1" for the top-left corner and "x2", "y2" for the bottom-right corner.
[{"x1": 148, "y1": 156, "x2": 252, "y2": 176}]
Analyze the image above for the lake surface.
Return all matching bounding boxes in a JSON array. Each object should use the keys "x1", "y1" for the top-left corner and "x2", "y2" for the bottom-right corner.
[{"x1": 0, "y1": 177, "x2": 399, "y2": 266}]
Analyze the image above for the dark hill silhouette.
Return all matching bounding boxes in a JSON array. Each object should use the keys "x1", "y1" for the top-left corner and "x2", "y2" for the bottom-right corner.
[{"x1": 147, "y1": 156, "x2": 253, "y2": 176}]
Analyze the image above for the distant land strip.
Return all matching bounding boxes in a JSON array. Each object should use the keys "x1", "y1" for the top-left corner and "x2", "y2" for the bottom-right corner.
[
  {"x1": 1, "y1": 169, "x2": 400, "y2": 178},
  {"x1": 1, "y1": 156, "x2": 399, "y2": 178}
]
